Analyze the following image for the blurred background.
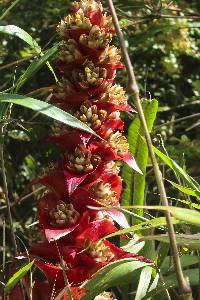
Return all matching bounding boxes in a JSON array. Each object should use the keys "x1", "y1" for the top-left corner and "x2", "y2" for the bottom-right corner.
[{"x1": 0, "y1": 0, "x2": 200, "y2": 297}]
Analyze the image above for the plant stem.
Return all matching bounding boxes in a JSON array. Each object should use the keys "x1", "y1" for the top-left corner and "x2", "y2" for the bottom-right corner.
[
  {"x1": 0, "y1": 124, "x2": 18, "y2": 256},
  {"x1": 107, "y1": 0, "x2": 192, "y2": 298}
]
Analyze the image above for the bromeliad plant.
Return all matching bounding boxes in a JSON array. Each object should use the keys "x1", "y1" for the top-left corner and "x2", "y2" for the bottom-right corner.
[{"x1": 27, "y1": 0, "x2": 151, "y2": 298}]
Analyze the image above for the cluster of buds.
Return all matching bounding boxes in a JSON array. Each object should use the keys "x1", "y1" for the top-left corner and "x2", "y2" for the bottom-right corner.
[
  {"x1": 79, "y1": 25, "x2": 112, "y2": 49},
  {"x1": 49, "y1": 201, "x2": 80, "y2": 227},
  {"x1": 72, "y1": 61, "x2": 107, "y2": 89},
  {"x1": 59, "y1": 39, "x2": 83, "y2": 63},
  {"x1": 87, "y1": 240, "x2": 114, "y2": 262},
  {"x1": 100, "y1": 83, "x2": 128, "y2": 106},
  {"x1": 26, "y1": 1, "x2": 150, "y2": 299},
  {"x1": 66, "y1": 144, "x2": 101, "y2": 173},
  {"x1": 108, "y1": 131, "x2": 129, "y2": 156},
  {"x1": 74, "y1": 100, "x2": 107, "y2": 129},
  {"x1": 89, "y1": 180, "x2": 117, "y2": 206}
]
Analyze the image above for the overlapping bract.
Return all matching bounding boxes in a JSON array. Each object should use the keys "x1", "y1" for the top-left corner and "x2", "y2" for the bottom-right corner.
[{"x1": 29, "y1": 0, "x2": 149, "y2": 297}]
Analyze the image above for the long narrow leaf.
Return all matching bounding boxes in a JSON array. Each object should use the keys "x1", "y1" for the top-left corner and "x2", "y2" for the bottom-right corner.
[
  {"x1": 124, "y1": 205, "x2": 200, "y2": 227},
  {"x1": 0, "y1": 93, "x2": 98, "y2": 136},
  {"x1": 101, "y1": 217, "x2": 180, "y2": 240},
  {"x1": 121, "y1": 99, "x2": 158, "y2": 219},
  {"x1": 81, "y1": 259, "x2": 148, "y2": 300},
  {"x1": 154, "y1": 146, "x2": 200, "y2": 192},
  {"x1": 4, "y1": 261, "x2": 34, "y2": 294},
  {"x1": 0, "y1": 25, "x2": 41, "y2": 53},
  {"x1": 166, "y1": 179, "x2": 200, "y2": 199},
  {"x1": 0, "y1": 25, "x2": 57, "y2": 85},
  {"x1": 133, "y1": 99, "x2": 158, "y2": 217},
  {"x1": 135, "y1": 266, "x2": 152, "y2": 300},
  {"x1": 0, "y1": 0, "x2": 21, "y2": 21},
  {"x1": 141, "y1": 234, "x2": 200, "y2": 250},
  {"x1": 15, "y1": 44, "x2": 59, "y2": 91}
]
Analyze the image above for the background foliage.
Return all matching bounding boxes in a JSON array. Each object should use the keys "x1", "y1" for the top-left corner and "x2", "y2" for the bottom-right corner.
[{"x1": 0, "y1": 0, "x2": 200, "y2": 299}]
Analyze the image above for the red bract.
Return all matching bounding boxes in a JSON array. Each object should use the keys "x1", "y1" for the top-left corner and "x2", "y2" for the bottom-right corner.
[
  {"x1": 58, "y1": 287, "x2": 87, "y2": 300},
  {"x1": 32, "y1": 241, "x2": 151, "y2": 289},
  {"x1": 38, "y1": 191, "x2": 89, "y2": 241},
  {"x1": 38, "y1": 169, "x2": 126, "y2": 241},
  {"x1": 72, "y1": 173, "x2": 129, "y2": 228},
  {"x1": 38, "y1": 169, "x2": 66, "y2": 199},
  {"x1": 31, "y1": 221, "x2": 151, "y2": 289},
  {"x1": 10, "y1": 280, "x2": 52, "y2": 300}
]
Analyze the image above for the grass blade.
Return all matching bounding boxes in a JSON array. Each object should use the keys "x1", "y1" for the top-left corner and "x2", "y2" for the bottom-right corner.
[
  {"x1": 14, "y1": 44, "x2": 59, "y2": 92},
  {"x1": 101, "y1": 217, "x2": 181, "y2": 240},
  {"x1": 154, "y1": 146, "x2": 200, "y2": 192},
  {"x1": 0, "y1": 25, "x2": 41, "y2": 53},
  {"x1": 4, "y1": 261, "x2": 34, "y2": 294},
  {"x1": 0, "y1": 0, "x2": 21, "y2": 21}
]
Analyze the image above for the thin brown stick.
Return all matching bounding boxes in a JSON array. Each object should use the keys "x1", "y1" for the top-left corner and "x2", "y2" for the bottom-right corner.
[
  {"x1": 107, "y1": 0, "x2": 192, "y2": 298},
  {"x1": 0, "y1": 55, "x2": 34, "y2": 71},
  {"x1": 0, "y1": 124, "x2": 18, "y2": 256},
  {"x1": 155, "y1": 113, "x2": 200, "y2": 129}
]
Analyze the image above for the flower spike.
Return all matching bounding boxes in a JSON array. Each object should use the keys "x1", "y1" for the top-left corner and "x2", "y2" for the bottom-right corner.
[{"x1": 28, "y1": 0, "x2": 150, "y2": 296}]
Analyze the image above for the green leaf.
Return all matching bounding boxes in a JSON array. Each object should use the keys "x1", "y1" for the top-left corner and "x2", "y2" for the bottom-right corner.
[
  {"x1": 166, "y1": 179, "x2": 200, "y2": 198},
  {"x1": 133, "y1": 99, "x2": 158, "y2": 216},
  {"x1": 154, "y1": 146, "x2": 200, "y2": 194},
  {"x1": 174, "y1": 198, "x2": 200, "y2": 210},
  {"x1": 4, "y1": 261, "x2": 34, "y2": 294},
  {"x1": 81, "y1": 259, "x2": 148, "y2": 300},
  {"x1": 129, "y1": 23, "x2": 200, "y2": 47},
  {"x1": 15, "y1": 44, "x2": 59, "y2": 91},
  {"x1": 147, "y1": 273, "x2": 159, "y2": 294},
  {"x1": 0, "y1": 25, "x2": 57, "y2": 84},
  {"x1": 121, "y1": 113, "x2": 140, "y2": 209},
  {"x1": 102, "y1": 217, "x2": 181, "y2": 240},
  {"x1": 135, "y1": 266, "x2": 152, "y2": 300},
  {"x1": 143, "y1": 265, "x2": 200, "y2": 300},
  {"x1": 165, "y1": 206, "x2": 200, "y2": 227},
  {"x1": 161, "y1": 255, "x2": 200, "y2": 274},
  {"x1": 0, "y1": 0, "x2": 21, "y2": 21},
  {"x1": 141, "y1": 234, "x2": 200, "y2": 250},
  {"x1": 129, "y1": 24, "x2": 167, "y2": 46},
  {"x1": 121, "y1": 238, "x2": 145, "y2": 254},
  {"x1": 122, "y1": 99, "x2": 158, "y2": 219},
  {"x1": 0, "y1": 103, "x2": 7, "y2": 120},
  {"x1": 119, "y1": 18, "x2": 134, "y2": 28},
  {"x1": 129, "y1": 205, "x2": 200, "y2": 227},
  {"x1": 0, "y1": 25, "x2": 41, "y2": 53},
  {"x1": 165, "y1": 268, "x2": 199, "y2": 287},
  {"x1": 0, "y1": 93, "x2": 98, "y2": 136},
  {"x1": 155, "y1": 242, "x2": 170, "y2": 270}
]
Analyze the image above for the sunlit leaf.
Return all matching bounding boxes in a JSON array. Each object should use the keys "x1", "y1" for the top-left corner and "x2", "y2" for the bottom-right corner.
[
  {"x1": 0, "y1": 93, "x2": 98, "y2": 136},
  {"x1": 121, "y1": 238, "x2": 145, "y2": 254},
  {"x1": 81, "y1": 259, "x2": 148, "y2": 300},
  {"x1": 166, "y1": 179, "x2": 200, "y2": 198},
  {"x1": 0, "y1": 25, "x2": 41, "y2": 53},
  {"x1": 124, "y1": 205, "x2": 200, "y2": 227},
  {"x1": 102, "y1": 217, "x2": 181, "y2": 240},
  {"x1": 4, "y1": 261, "x2": 34, "y2": 294},
  {"x1": 141, "y1": 234, "x2": 200, "y2": 250},
  {"x1": 122, "y1": 99, "x2": 158, "y2": 219},
  {"x1": 0, "y1": 25, "x2": 57, "y2": 85},
  {"x1": 135, "y1": 266, "x2": 152, "y2": 300},
  {"x1": 154, "y1": 146, "x2": 200, "y2": 194}
]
